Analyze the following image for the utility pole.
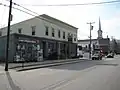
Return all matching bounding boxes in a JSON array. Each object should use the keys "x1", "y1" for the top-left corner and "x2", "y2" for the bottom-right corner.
[
  {"x1": 5, "y1": 0, "x2": 12, "y2": 71},
  {"x1": 87, "y1": 22, "x2": 95, "y2": 60}
]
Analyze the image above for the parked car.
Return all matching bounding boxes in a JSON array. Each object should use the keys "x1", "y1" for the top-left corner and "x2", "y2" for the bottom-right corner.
[
  {"x1": 77, "y1": 49, "x2": 84, "y2": 58},
  {"x1": 107, "y1": 53, "x2": 114, "y2": 58},
  {"x1": 77, "y1": 53, "x2": 83, "y2": 58},
  {"x1": 71, "y1": 54, "x2": 83, "y2": 59},
  {"x1": 92, "y1": 53, "x2": 102, "y2": 60},
  {"x1": 78, "y1": 54, "x2": 83, "y2": 58}
]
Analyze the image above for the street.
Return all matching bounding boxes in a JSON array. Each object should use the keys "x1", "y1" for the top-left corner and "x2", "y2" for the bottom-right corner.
[{"x1": 0, "y1": 55, "x2": 120, "y2": 90}]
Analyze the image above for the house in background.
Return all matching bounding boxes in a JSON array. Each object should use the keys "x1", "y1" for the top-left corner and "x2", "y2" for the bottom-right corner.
[
  {"x1": 0, "y1": 14, "x2": 78, "y2": 62},
  {"x1": 78, "y1": 18, "x2": 110, "y2": 55},
  {"x1": 78, "y1": 39, "x2": 99, "y2": 52}
]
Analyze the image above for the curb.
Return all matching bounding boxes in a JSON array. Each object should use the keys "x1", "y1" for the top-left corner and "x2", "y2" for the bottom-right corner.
[
  {"x1": 9, "y1": 58, "x2": 88, "y2": 69},
  {"x1": 17, "y1": 59, "x2": 89, "y2": 72}
]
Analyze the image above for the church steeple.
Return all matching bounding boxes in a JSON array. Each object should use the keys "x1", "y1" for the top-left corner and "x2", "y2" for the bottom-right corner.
[
  {"x1": 99, "y1": 17, "x2": 101, "y2": 30},
  {"x1": 98, "y1": 17, "x2": 103, "y2": 39}
]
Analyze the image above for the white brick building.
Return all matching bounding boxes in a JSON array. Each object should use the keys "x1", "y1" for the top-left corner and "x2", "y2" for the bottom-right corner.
[{"x1": 0, "y1": 14, "x2": 78, "y2": 62}]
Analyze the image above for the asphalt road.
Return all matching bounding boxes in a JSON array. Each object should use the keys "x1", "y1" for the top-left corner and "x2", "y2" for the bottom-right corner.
[{"x1": 0, "y1": 55, "x2": 120, "y2": 90}]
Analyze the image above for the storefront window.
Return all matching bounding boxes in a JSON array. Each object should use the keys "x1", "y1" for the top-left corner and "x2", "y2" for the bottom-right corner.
[
  {"x1": 16, "y1": 44, "x2": 21, "y2": 50},
  {"x1": 37, "y1": 45, "x2": 40, "y2": 50}
]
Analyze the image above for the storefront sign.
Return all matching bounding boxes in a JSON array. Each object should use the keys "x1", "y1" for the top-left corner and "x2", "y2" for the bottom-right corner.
[
  {"x1": 18, "y1": 37, "x2": 40, "y2": 44},
  {"x1": 19, "y1": 40, "x2": 36, "y2": 43}
]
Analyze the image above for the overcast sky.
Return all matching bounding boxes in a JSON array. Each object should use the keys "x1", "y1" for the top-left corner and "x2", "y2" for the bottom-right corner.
[{"x1": 0, "y1": 0, "x2": 120, "y2": 40}]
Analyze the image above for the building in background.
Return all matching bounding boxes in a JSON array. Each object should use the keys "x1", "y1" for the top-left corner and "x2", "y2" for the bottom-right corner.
[
  {"x1": 110, "y1": 39, "x2": 120, "y2": 54},
  {"x1": 78, "y1": 18, "x2": 110, "y2": 55},
  {"x1": 78, "y1": 39, "x2": 99, "y2": 52},
  {"x1": 0, "y1": 14, "x2": 78, "y2": 62}
]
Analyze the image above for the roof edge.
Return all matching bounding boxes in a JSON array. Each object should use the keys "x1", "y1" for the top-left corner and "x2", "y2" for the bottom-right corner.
[{"x1": 40, "y1": 14, "x2": 78, "y2": 29}]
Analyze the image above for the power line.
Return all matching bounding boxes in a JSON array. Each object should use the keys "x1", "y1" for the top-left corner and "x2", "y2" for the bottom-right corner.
[
  {"x1": 1, "y1": 3, "x2": 88, "y2": 36},
  {"x1": 0, "y1": 3, "x2": 68, "y2": 29},
  {"x1": 4, "y1": 0, "x2": 120, "y2": 26},
  {"x1": 0, "y1": 3, "x2": 37, "y2": 17},
  {"x1": 5, "y1": 0, "x2": 49, "y2": 21},
  {"x1": 6, "y1": 0, "x2": 39, "y2": 15},
  {"x1": 1, "y1": 3, "x2": 90, "y2": 37},
  {"x1": 0, "y1": 2, "x2": 52, "y2": 23},
  {"x1": 13, "y1": 0, "x2": 120, "y2": 6},
  {"x1": 0, "y1": 3, "x2": 48, "y2": 29}
]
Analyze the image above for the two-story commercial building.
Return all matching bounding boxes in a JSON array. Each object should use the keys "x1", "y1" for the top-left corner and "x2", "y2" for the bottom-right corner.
[{"x1": 0, "y1": 14, "x2": 78, "y2": 62}]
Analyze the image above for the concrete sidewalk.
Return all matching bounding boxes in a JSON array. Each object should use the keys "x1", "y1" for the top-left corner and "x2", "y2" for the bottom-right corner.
[
  {"x1": 17, "y1": 59, "x2": 89, "y2": 71},
  {"x1": 0, "y1": 58, "x2": 89, "y2": 71}
]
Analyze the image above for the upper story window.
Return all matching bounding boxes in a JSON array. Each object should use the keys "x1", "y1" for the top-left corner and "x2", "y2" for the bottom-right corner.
[
  {"x1": 68, "y1": 33, "x2": 70, "y2": 38},
  {"x1": 31, "y1": 26, "x2": 36, "y2": 35},
  {"x1": 68, "y1": 33, "x2": 70, "y2": 36},
  {"x1": 18, "y1": 28, "x2": 22, "y2": 34},
  {"x1": 52, "y1": 28, "x2": 55, "y2": 37},
  {"x1": 74, "y1": 37, "x2": 76, "y2": 41},
  {"x1": 58, "y1": 30, "x2": 60, "y2": 38},
  {"x1": 63, "y1": 31, "x2": 65, "y2": 39},
  {"x1": 45, "y1": 26, "x2": 49, "y2": 36},
  {"x1": 74, "y1": 34, "x2": 77, "y2": 41}
]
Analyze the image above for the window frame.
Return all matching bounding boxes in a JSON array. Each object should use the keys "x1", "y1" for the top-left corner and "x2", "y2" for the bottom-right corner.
[
  {"x1": 74, "y1": 34, "x2": 77, "y2": 41},
  {"x1": 58, "y1": 30, "x2": 61, "y2": 38},
  {"x1": 63, "y1": 31, "x2": 65, "y2": 39},
  {"x1": 18, "y1": 28, "x2": 22, "y2": 34},
  {"x1": 31, "y1": 26, "x2": 36, "y2": 35},
  {"x1": 45, "y1": 26, "x2": 49, "y2": 36},
  {"x1": 52, "y1": 27, "x2": 55, "y2": 37}
]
